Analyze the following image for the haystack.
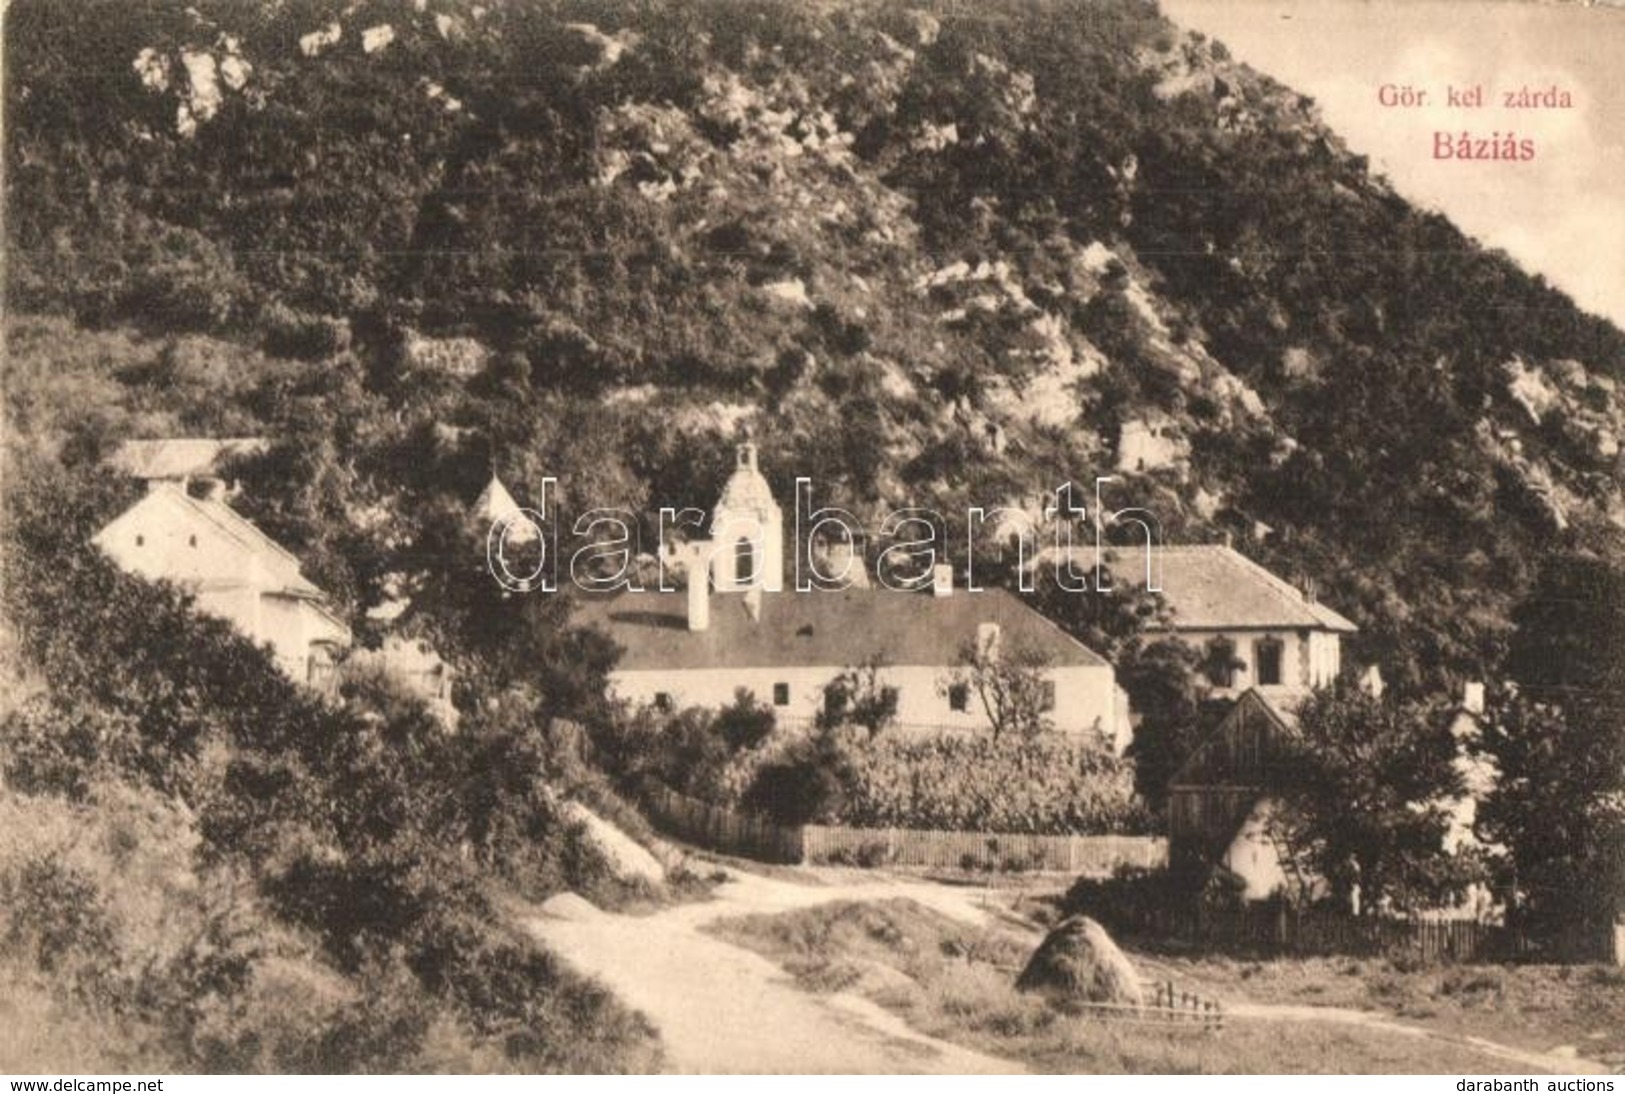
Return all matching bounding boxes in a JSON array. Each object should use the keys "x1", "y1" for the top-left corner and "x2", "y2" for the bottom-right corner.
[
  {"x1": 561, "y1": 800, "x2": 666, "y2": 886},
  {"x1": 1015, "y1": 915, "x2": 1142, "y2": 1006}
]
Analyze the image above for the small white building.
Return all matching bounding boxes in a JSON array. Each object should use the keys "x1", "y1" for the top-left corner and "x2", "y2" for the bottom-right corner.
[
  {"x1": 471, "y1": 472, "x2": 537, "y2": 543},
  {"x1": 93, "y1": 481, "x2": 350, "y2": 684},
  {"x1": 702, "y1": 442, "x2": 785, "y2": 593},
  {"x1": 106, "y1": 436, "x2": 268, "y2": 485}
]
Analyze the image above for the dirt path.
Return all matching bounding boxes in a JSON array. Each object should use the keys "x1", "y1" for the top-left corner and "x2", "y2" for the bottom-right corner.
[
  {"x1": 524, "y1": 867, "x2": 1023, "y2": 1074},
  {"x1": 1220, "y1": 1001, "x2": 1613, "y2": 1075}
]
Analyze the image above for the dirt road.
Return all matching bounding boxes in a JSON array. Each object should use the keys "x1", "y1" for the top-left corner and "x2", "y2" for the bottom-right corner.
[
  {"x1": 525, "y1": 868, "x2": 1023, "y2": 1074},
  {"x1": 1222, "y1": 1001, "x2": 1614, "y2": 1075}
]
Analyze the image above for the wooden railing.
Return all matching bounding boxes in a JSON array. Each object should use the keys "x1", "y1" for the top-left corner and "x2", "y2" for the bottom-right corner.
[{"x1": 1062, "y1": 981, "x2": 1223, "y2": 1030}]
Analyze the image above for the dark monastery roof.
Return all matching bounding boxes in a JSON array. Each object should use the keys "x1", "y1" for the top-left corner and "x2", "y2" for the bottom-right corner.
[{"x1": 572, "y1": 586, "x2": 1108, "y2": 672}]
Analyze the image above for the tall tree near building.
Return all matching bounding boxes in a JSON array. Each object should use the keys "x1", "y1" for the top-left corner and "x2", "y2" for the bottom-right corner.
[
  {"x1": 1482, "y1": 552, "x2": 1625, "y2": 940},
  {"x1": 1268, "y1": 686, "x2": 1472, "y2": 912}
]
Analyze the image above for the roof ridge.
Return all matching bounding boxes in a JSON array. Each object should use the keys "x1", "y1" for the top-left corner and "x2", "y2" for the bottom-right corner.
[
  {"x1": 160, "y1": 489, "x2": 315, "y2": 593},
  {"x1": 1094, "y1": 543, "x2": 1356, "y2": 632},
  {"x1": 1212, "y1": 546, "x2": 1359, "y2": 632},
  {"x1": 1169, "y1": 688, "x2": 1298, "y2": 787},
  {"x1": 988, "y1": 585, "x2": 1111, "y2": 664}
]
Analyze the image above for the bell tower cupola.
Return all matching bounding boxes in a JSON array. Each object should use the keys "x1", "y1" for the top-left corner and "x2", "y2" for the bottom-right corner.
[{"x1": 710, "y1": 442, "x2": 783, "y2": 592}]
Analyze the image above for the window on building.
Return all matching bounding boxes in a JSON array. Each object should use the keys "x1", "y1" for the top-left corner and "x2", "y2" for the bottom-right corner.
[
  {"x1": 653, "y1": 692, "x2": 673, "y2": 712},
  {"x1": 735, "y1": 536, "x2": 756, "y2": 584},
  {"x1": 188, "y1": 534, "x2": 198, "y2": 548},
  {"x1": 773, "y1": 682, "x2": 790, "y2": 707},
  {"x1": 1255, "y1": 637, "x2": 1284, "y2": 687},
  {"x1": 948, "y1": 681, "x2": 970, "y2": 713},
  {"x1": 823, "y1": 687, "x2": 842, "y2": 720},
  {"x1": 1204, "y1": 638, "x2": 1238, "y2": 688},
  {"x1": 1039, "y1": 679, "x2": 1057, "y2": 711},
  {"x1": 135, "y1": 534, "x2": 145, "y2": 547}
]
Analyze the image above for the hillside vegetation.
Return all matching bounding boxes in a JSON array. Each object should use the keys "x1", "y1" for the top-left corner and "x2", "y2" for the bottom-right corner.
[{"x1": 7, "y1": 0, "x2": 1625, "y2": 690}]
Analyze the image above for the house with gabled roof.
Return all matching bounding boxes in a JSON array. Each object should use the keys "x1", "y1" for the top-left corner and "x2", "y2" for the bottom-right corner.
[
  {"x1": 1099, "y1": 544, "x2": 1358, "y2": 699},
  {"x1": 575, "y1": 582, "x2": 1119, "y2": 737},
  {"x1": 93, "y1": 481, "x2": 350, "y2": 684}
]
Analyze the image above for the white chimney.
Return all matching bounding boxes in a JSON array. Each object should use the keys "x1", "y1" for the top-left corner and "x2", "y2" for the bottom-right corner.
[
  {"x1": 1462, "y1": 681, "x2": 1485, "y2": 715},
  {"x1": 687, "y1": 566, "x2": 710, "y2": 632},
  {"x1": 821, "y1": 538, "x2": 869, "y2": 588},
  {"x1": 932, "y1": 563, "x2": 953, "y2": 598}
]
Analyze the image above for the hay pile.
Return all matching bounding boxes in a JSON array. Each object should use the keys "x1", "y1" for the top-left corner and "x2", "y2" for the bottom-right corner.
[
  {"x1": 1015, "y1": 914, "x2": 1142, "y2": 1006},
  {"x1": 561, "y1": 800, "x2": 666, "y2": 885}
]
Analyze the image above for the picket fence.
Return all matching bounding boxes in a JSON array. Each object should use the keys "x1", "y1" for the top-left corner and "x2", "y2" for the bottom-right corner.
[{"x1": 642, "y1": 784, "x2": 1166, "y2": 873}]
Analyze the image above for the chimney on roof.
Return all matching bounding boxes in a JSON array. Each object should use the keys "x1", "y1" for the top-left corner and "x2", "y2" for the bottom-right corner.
[
  {"x1": 932, "y1": 563, "x2": 953, "y2": 598},
  {"x1": 687, "y1": 552, "x2": 710, "y2": 632},
  {"x1": 1223, "y1": 530, "x2": 1234, "y2": 549},
  {"x1": 1302, "y1": 577, "x2": 1318, "y2": 604}
]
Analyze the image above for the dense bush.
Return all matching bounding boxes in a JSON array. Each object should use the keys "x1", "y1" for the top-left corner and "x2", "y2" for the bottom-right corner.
[
  {"x1": 836, "y1": 733, "x2": 1147, "y2": 835},
  {"x1": 1062, "y1": 867, "x2": 1206, "y2": 932},
  {"x1": 0, "y1": 459, "x2": 660, "y2": 1073}
]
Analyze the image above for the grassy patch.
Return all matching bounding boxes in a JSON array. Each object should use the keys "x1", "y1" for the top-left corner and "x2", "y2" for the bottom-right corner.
[
  {"x1": 1134, "y1": 950, "x2": 1625, "y2": 1069},
  {"x1": 705, "y1": 899, "x2": 1538, "y2": 1074}
]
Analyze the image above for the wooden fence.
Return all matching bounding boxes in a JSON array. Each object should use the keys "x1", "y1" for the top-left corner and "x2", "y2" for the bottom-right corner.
[
  {"x1": 1089, "y1": 901, "x2": 1624, "y2": 964},
  {"x1": 642, "y1": 784, "x2": 1165, "y2": 874},
  {"x1": 642, "y1": 784, "x2": 804, "y2": 863},
  {"x1": 1074, "y1": 980, "x2": 1223, "y2": 1030}
]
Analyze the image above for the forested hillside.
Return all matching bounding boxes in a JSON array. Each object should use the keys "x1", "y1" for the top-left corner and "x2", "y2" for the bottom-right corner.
[
  {"x1": 10, "y1": 0, "x2": 1625, "y2": 692},
  {"x1": 5, "y1": 0, "x2": 1625, "y2": 1067}
]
